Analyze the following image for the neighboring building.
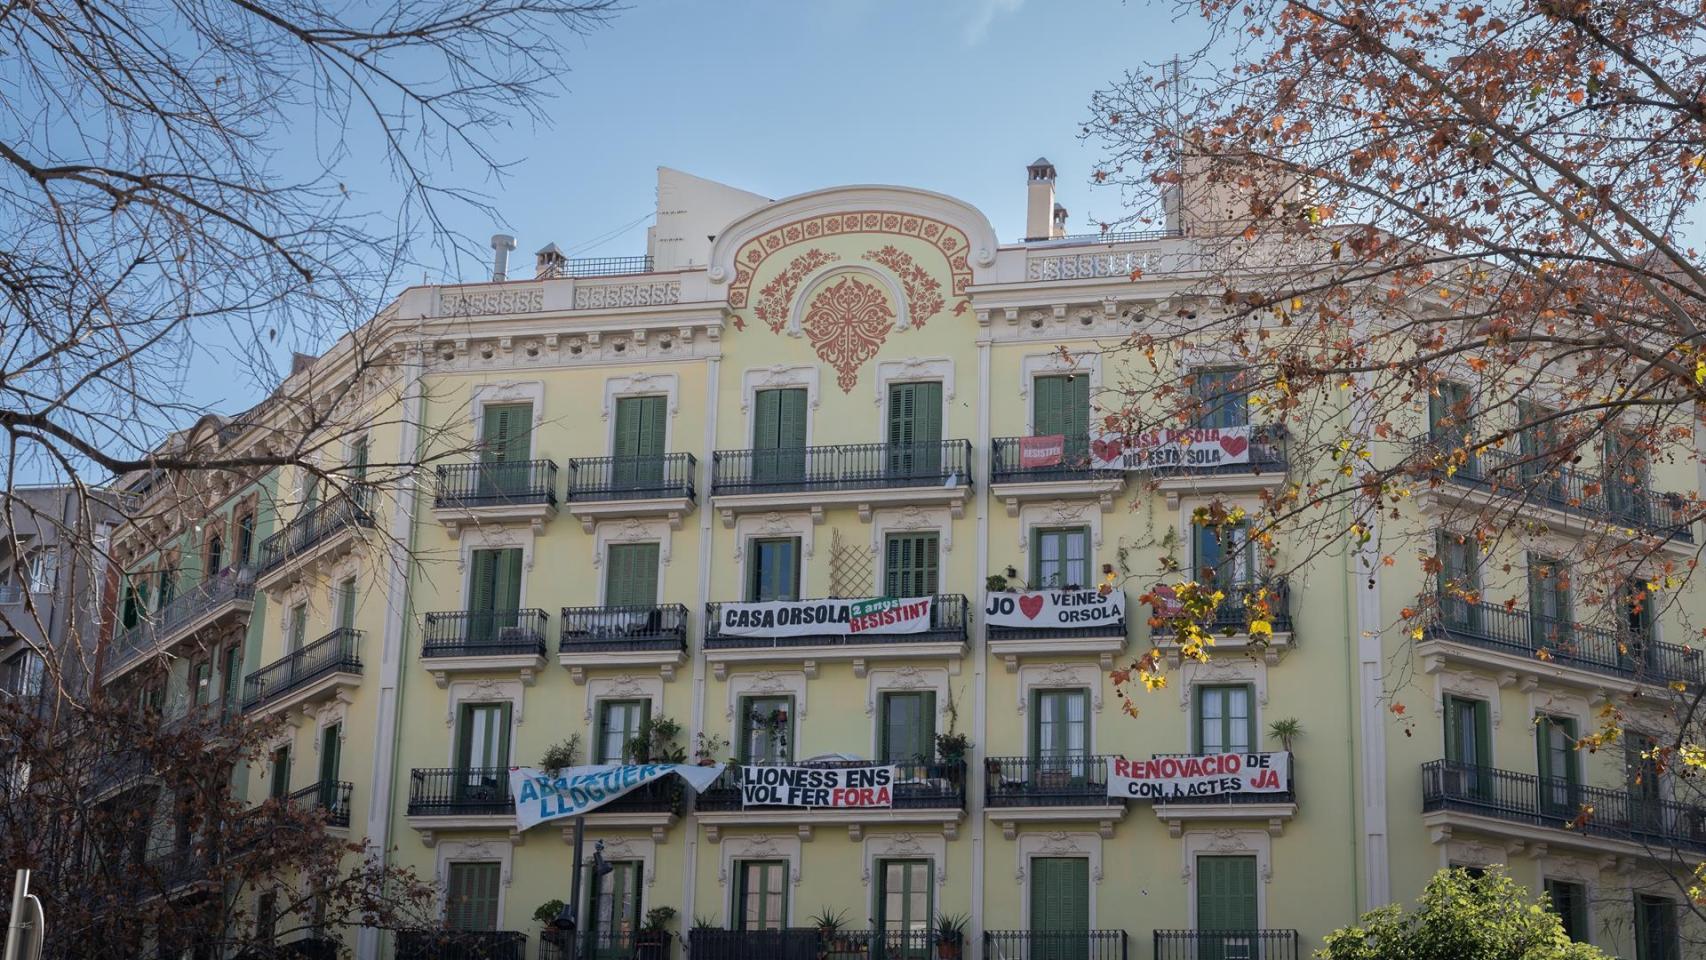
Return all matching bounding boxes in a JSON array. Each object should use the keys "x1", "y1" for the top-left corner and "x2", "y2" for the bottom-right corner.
[{"x1": 107, "y1": 162, "x2": 1704, "y2": 960}]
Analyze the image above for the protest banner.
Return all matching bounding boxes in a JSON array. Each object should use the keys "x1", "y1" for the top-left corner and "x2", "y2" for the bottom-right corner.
[
  {"x1": 511, "y1": 763, "x2": 726, "y2": 831},
  {"x1": 1088, "y1": 426, "x2": 1255, "y2": 471},
  {"x1": 1106, "y1": 752, "x2": 1290, "y2": 801},
  {"x1": 715, "y1": 596, "x2": 933, "y2": 638},
  {"x1": 737, "y1": 764, "x2": 896, "y2": 808},
  {"x1": 984, "y1": 589, "x2": 1125, "y2": 628},
  {"x1": 1018, "y1": 434, "x2": 1065, "y2": 469}
]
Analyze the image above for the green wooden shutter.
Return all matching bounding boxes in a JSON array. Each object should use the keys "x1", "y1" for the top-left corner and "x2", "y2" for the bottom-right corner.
[
  {"x1": 338, "y1": 577, "x2": 357, "y2": 631},
  {"x1": 482, "y1": 403, "x2": 532, "y2": 463},
  {"x1": 496, "y1": 548, "x2": 523, "y2": 610},
  {"x1": 1195, "y1": 523, "x2": 1223, "y2": 583},
  {"x1": 613, "y1": 395, "x2": 667, "y2": 459},
  {"x1": 320, "y1": 722, "x2": 342, "y2": 784},
  {"x1": 1196, "y1": 856, "x2": 1258, "y2": 931},
  {"x1": 1033, "y1": 375, "x2": 1089, "y2": 438},
  {"x1": 605, "y1": 543, "x2": 660, "y2": 607},
  {"x1": 884, "y1": 533, "x2": 939, "y2": 598},
  {"x1": 1030, "y1": 858, "x2": 1090, "y2": 934},
  {"x1": 468, "y1": 550, "x2": 498, "y2": 613},
  {"x1": 753, "y1": 388, "x2": 806, "y2": 482},
  {"x1": 448, "y1": 862, "x2": 501, "y2": 931},
  {"x1": 350, "y1": 438, "x2": 368, "y2": 482},
  {"x1": 880, "y1": 692, "x2": 937, "y2": 764}
]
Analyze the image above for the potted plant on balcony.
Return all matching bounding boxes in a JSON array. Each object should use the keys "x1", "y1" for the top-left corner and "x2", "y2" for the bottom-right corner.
[
  {"x1": 810, "y1": 907, "x2": 851, "y2": 954},
  {"x1": 933, "y1": 732, "x2": 971, "y2": 782},
  {"x1": 624, "y1": 715, "x2": 688, "y2": 764},
  {"x1": 1267, "y1": 718, "x2": 1301, "y2": 753},
  {"x1": 533, "y1": 899, "x2": 568, "y2": 947},
  {"x1": 636, "y1": 906, "x2": 675, "y2": 960},
  {"x1": 694, "y1": 731, "x2": 728, "y2": 767},
  {"x1": 539, "y1": 734, "x2": 583, "y2": 775},
  {"x1": 933, "y1": 913, "x2": 968, "y2": 959}
]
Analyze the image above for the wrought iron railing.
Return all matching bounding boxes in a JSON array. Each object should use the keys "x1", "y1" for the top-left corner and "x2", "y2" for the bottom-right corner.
[
  {"x1": 688, "y1": 929, "x2": 821, "y2": 960},
  {"x1": 559, "y1": 604, "x2": 689, "y2": 651},
  {"x1": 288, "y1": 779, "x2": 353, "y2": 827},
  {"x1": 407, "y1": 766, "x2": 514, "y2": 817},
  {"x1": 1147, "y1": 426, "x2": 1288, "y2": 479},
  {"x1": 421, "y1": 609, "x2": 549, "y2": 658},
  {"x1": 990, "y1": 436, "x2": 1107, "y2": 484},
  {"x1": 1412, "y1": 439, "x2": 1694, "y2": 541},
  {"x1": 704, "y1": 595, "x2": 968, "y2": 649},
  {"x1": 695, "y1": 759, "x2": 966, "y2": 813},
  {"x1": 1027, "y1": 227, "x2": 1182, "y2": 244},
  {"x1": 711, "y1": 440, "x2": 973, "y2": 496},
  {"x1": 987, "y1": 591, "x2": 1128, "y2": 641},
  {"x1": 1427, "y1": 596, "x2": 1702, "y2": 688},
  {"x1": 566, "y1": 453, "x2": 697, "y2": 502},
  {"x1": 143, "y1": 847, "x2": 208, "y2": 892},
  {"x1": 1152, "y1": 929, "x2": 1300, "y2": 960},
  {"x1": 985, "y1": 755, "x2": 1119, "y2": 807},
  {"x1": 434, "y1": 460, "x2": 557, "y2": 508},
  {"x1": 539, "y1": 930, "x2": 674, "y2": 960},
  {"x1": 1151, "y1": 578, "x2": 1293, "y2": 636},
  {"x1": 242, "y1": 628, "x2": 363, "y2": 710},
  {"x1": 985, "y1": 929, "x2": 1130, "y2": 960},
  {"x1": 1421, "y1": 759, "x2": 1706, "y2": 852},
  {"x1": 393, "y1": 930, "x2": 527, "y2": 960},
  {"x1": 109, "y1": 566, "x2": 256, "y2": 673},
  {"x1": 563, "y1": 255, "x2": 654, "y2": 277},
  {"x1": 0, "y1": 584, "x2": 24, "y2": 605},
  {"x1": 257, "y1": 489, "x2": 374, "y2": 574}
]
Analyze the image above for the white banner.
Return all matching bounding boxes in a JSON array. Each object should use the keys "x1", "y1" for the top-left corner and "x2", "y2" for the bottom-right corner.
[
  {"x1": 716, "y1": 597, "x2": 933, "y2": 638},
  {"x1": 737, "y1": 764, "x2": 896, "y2": 808},
  {"x1": 984, "y1": 590, "x2": 1125, "y2": 628},
  {"x1": 511, "y1": 763, "x2": 726, "y2": 831},
  {"x1": 1089, "y1": 426, "x2": 1254, "y2": 471},
  {"x1": 1107, "y1": 752, "x2": 1290, "y2": 801}
]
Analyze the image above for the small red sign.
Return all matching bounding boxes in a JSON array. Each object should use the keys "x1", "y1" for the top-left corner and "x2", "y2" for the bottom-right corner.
[{"x1": 1020, "y1": 434, "x2": 1065, "y2": 468}]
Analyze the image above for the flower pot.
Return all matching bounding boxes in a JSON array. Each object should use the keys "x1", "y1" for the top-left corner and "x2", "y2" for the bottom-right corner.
[{"x1": 936, "y1": 941, "x2": 962, "y2": 960}]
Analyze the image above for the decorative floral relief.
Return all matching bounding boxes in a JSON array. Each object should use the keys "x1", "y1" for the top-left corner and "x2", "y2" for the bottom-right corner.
[
  {"x1": 749, "y1": 249, "x2": 839, "y2": 333},
  {"x1": 802, "y1": 276, "x2": 895, "y2": 392},
  {"x1": 862, "y1": 245, "x2": 944, "y2": 327}
]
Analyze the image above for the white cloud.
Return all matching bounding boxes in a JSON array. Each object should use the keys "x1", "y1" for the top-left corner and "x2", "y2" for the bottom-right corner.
[{"x1": 963, "y1": 0, "x2": 1024, "y2": 45}]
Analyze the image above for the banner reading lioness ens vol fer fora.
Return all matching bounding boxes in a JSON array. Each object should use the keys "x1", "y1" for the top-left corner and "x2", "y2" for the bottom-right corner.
[
  {"x1": 735, "y1": 764, "x2": 896, "y2": 808},
  {"x1": 714, "y1": 596, "x2": 933, "y2": 638}
]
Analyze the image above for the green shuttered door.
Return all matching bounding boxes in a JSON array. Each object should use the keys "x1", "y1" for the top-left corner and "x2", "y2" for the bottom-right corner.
[
  {"x1": 884, "y1": 533, "x2": 939, "y2": 598},
  {"x1": 1197, "y1": 855, "x2": 1258, "y2": 960},
  {"x1": 1030, "y1": 857, "x2": 1089, "y2": 960},
  {"x1": 888, "y1": 381, "x2": 942, "y2": 477},
  {"x1": 1033, "y1": 374, "x2": 1089, "y2": 463},
  {"x1": 447, "y1": 861, "x2": 502, "y2": 931},
  {"x1": 753, "y1": 388, "x2": 807, "y2": 482},
  {"x1": 605, "y1": 543, "x2": 660, "y2": 608},
  {"x1": 481, "y1": 402, "x2": 533, "y2": 498},
  {"x1": 613, "y1": 395, "x2": 667, "y2": 489},
  {"x1": 467, "y1": 548, "x2": 522, "y2": 642}
]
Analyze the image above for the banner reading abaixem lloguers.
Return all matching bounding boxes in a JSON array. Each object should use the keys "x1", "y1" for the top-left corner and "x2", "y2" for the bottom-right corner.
[
  {"x1": 510, "y1": 763, "x2": 726, "y2": 832},
  {"x1": 1106, "y1": 752, "x2": 1290, "y2": 802}
]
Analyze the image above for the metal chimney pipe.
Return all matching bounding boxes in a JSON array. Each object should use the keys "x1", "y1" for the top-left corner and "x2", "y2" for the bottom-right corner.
[{"x1": 490, "y1": 234, "x2": 518, "y2": 282}]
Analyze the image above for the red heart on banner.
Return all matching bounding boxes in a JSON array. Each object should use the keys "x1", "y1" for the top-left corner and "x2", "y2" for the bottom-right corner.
[
  {"x1": 1018, "y1": 595, "x2": 1045, "y2": 619},
  {"x1": 1091, "y1": 437, "x2": 1124, "y2": 462},
  {"x1": 1219, "y1": 434, "x2": 1249, "y2": 457}
]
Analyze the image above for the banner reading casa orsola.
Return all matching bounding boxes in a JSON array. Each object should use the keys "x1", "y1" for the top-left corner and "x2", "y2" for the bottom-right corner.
[
  {"x1": 1089, "y1": 426, "x2": 1255, "y2": 471},
  {"x1": 1106, "y1": 752, "x2": 1290, "y2": 801},
  {"x1": 984, "y1": 589, "x2": 1125, "y2": 628},
  {"x1": 510, "y1": 763, "x2": 726, "y2": 831},
  {"x1": 715, "y1": 596, "x2": 933, "y2": 638},
  {"x1": 737, "y1": 764, "x2": 896, "y2": 808}
]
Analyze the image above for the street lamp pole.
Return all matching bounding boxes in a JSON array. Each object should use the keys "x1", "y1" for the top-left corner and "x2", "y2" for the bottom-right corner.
[{"x1": 553, "y1": 818, "x2": 611, "y2": 960}]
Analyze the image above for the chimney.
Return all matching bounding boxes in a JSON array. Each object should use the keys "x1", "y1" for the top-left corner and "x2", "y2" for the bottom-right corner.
[
  {"x1": 289, "y1": 352, "x2": 317, "y2": 376},
  {"x1": 535, "y1": 242, "x2": 567, "y2": 279},
  {"x1": 1052, "y1": 203, "x2": 1068, "y2": 239},
  {"x1": 490, "y1": 233, "x2": 517, "y2": 282},
  {"x1": 1025, "y1": 157, "x2": 1057, "y2": 241}
]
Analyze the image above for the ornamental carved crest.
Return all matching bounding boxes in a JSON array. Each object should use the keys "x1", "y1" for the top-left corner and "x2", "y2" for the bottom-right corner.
[{"x1": 802, "y1": 276, "x2": 896, "y2": 392}]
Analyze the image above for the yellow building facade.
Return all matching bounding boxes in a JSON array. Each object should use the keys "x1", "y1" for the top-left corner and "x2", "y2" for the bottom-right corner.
[{"x1": 110, "y1": 162, "x2": 1705, "y2": 960}]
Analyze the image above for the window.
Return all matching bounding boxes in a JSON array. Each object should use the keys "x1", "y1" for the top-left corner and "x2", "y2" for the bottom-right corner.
[
  {"x1": 337, "y1": 576, "x2": 357, "y2": 632},
  {"x1": 25, "y1": 549, "x2": 56, "y2": 594},
  {"x1": 1429, "y1": 380, "x2": 1474, "y2": 441},
  {"x1": 1604, "y1": 429, "x2": 1649, "y2": 520},
  {"x1": 1516, "y1": 401, "x2": 1563, "y2": 495},
  {"x1": 221, "y1": 645, "x2": 243, "y2": 712},
  {"x1": 348, "y1": 437, "x2": 369, "y2": 483},
  {"x1": 191, "y1": 661, "x2": 212, "y2": 707},
  {"x1": 121, "y1": 582, "x2": 142, "y2": 629},
  {"x1": 1031, "y1": 689, "x2": 1088, "y2": 768},
  {"x1": 1444, "y1": 696, "x2": 1491, "y2": 799},
  {"x1": 1196, "y1": 685, "x2": 1253, "y2": 755},
  {"x1": 613, "y1": 395, "x2": 668, "y2": 489},
  {"x1": 751, "y1": 388, "x2": 808, "y2": 482},
  {"x1": 887, "y1": 381, "x2": 943, "y2": 477},
  {"x1": 1535, "y1": 715, "x2": 1579, "y2": 816},
  {"x1": 456, "y1": 702, "x2": 512, "y2": 772},
  {"x1": 736, "y1": 860, "x2": 788, "y2": 931},
  {"x1": 596, "y1": 699, "x2": 650, "y2": 764},
  {"x1": 740, "y1": 695, "x2": 792, "y2": 765},
  {"x1": 605, "y1": 543, "x2": 660, "y2": 608},
  {"x1": 467, "y1": 548, "x2": 524, "y2": 643},
  {"x1": 1527, "y1": 555, "x2": 1570, "y2": 647},
  {"x1": 287, "y1": 603, "x2": 308, "y2": 651},
  {"x1": 1544, "y1": 879, "x2": 1588, "y2": 944},
  {"x1": 591, "y1": 860, "x2": 643, "y2": 953},
  {"x1": 746, "y1": 538, "x2": 800, "y2": 602},
  {"x1": 1436, "y1": 530, "x2": 1481, "y2": 630},
  {"x1": 1626, "y1": 733, "x2": 1664, "y2": 832},
  {"x1": 268, "y1": 745, "x2": 291, "y2": 800},
  {"x1": 1195, "y1": 521, "x2": 1256, "y2": 590},
  {"x1": 205, "y1": 535, "x2": 223, "y2": 577},
  {"x1": 446, "y1": 861, "x2": 503, "y2": 931},
  {"x1": 884, "y1": 533, "x2": 939, "y2": 598},
  {"x1": 155, "y1": 564, "x2": 177, "y2": 609},
  {"x1": 235, "y1": 512, "x2": 256, "y2": 567},
  {"x1": 1190, "y1": 368, "x2": 1247, "y2": 429},
  {"x1": 1196, "y1": 856, "x2": 1258, "y2": 936},
  {"x1": 1635, "y1": 894, "x2": 1679, "y2": 960},
  {"x1": 1032, "y1": 374, "x2": 1090, "y2": 439},
  {"x1": 1032, "y1": 527, "x2": 1089, "y2": 590},
  {"x1": 879, "y1": 692, "x2": 936, "y2": 765},
  {"x1": 877, "y1": 859, "x2": 933, "y2": 950},
  {"x1": 256, "y1": 891, "x2": 278, "y2": 944},
  {"x1": 479, "y1": 403, "x2": 534, "y2": 499}
]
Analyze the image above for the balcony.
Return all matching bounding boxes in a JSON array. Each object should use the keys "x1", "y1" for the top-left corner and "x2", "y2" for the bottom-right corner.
[
  {"x1": 540, "y1": 931, "x2": 674, "y2": 960},
  {"x1": 255, "y1": 490, "x2": 375, "y2": 593},
  {"x1": 989, "y1": 436, "x2": 1126, "y2": 514},
  {"x1": 242, "y1": 628, "x2": 363, "y2": 719},
  {"x1": 287, "y1": 779, "x2": 353, "y2": 829},
  {"x1": 142, "y1": 848, "x2": 214, "y2": 901},
  {"x1": 431, "y1": 460, "x2": 558, "y2": 537},
  {"x1": 1412, "y1": 441, "x2": 1695, "y2": 552},
  {"x1": 393, "y1": 930, "x2": 527, "y2": 960},
  {"x1": 1149, "y1": 754, "x2": 1298, "y2": 837},
  {"x1": 709, "y1": 440, "x2": 973, "y2": 525},
  {"x1": 1419, "y1": 597, "x2": 1702, "y2": 694},
  {"x1": 558, "y1": 604, "x2": 688, "y2": 683},
  {"x1": 1154, "y1": 578, "x2": 1294, "y2": 665},
  {"x1": 988, "y1": 590, "x2": 1129, "y2": 671},
  {"x1": 406, "y1": 766, "x2": 684, "y2": 843},
  {"x1": 695, "y1": 759, "x2": 966, "y2": 840},
  {"x1": 420, "y1": 609, "x2": 549, "y2": 687},
  {"x1": 1149, "y1": 426, "x2": 1289, "y2": 509},
  {"x1": 564, "y1": 453, "x2": 697, "y2": 531},
  {"x1": 689, "y1": 930, "x2": 929, "y2": 960},
  {"x1": 1421, "y1": 759, "x2": 1706, "y2": 859},
  {"x1": 986, "y1": 930, "x2": 1131, "y2": 960},
  {"x1": 984, "y1": 755, "x2": 1126, "y2": 839},
  {"x1": 703, "y1": 595, "x2": 969, "y2": 679},
  {"x1": 106, "y1": 567, "x2": 256, "y2": 681},
  {"x1": 1153, "y1": 930, "x2": 1300, "y2": 960}
]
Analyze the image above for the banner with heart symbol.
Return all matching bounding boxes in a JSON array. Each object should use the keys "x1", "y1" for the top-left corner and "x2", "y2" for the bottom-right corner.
[
  {"x1": 1088, "y1": 426, "x2": 1254, "y2": 471},
  {"x1": 984, "y1": 589, "x2": 1126, "y2": 628}
]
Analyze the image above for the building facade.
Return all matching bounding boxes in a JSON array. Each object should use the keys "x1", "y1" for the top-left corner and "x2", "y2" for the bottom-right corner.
[{"x1": 105, "y1": 162, "x2": 1706, "y2": 960}]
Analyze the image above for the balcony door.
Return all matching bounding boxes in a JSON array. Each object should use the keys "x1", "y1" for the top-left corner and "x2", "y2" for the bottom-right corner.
[
  {"x1": 1444, "y1": 696, "x2": 1492, "y2": 800},
  {"x1": 751, "y1": 388, "x2": 807, "y2": 485},
  {"x1": 1196, "y1": 855, "x2": 1258, "y2": 960},
  {"x1": 879, "y1": 692, "x2": 936, "y2": 766},
  {"x1": 746, "y1": 538, "x2": 800, "y2": 603},
  {"x1": 877, "y1": 859, "x2": 933, "y2": 958},
  {"x1": 1626, "y1": 734, "x2": 1666, "y2": 836},
  {"x1": 1029, "y1": 857, "x2": 1089, "y2": 960},
  {"x1": 1535, "y1": 715, "x2": 1579, "y2": 818},
  {"x1": 1436, "y1": 531, "x2": 1482, "y2": 633},
  {"x1": 446, "y1": 861, "x2": 502, "y2": 931},
  {"x1": 1033, "y1": 527, "x2": 1090, "y2": 591},
  {"x1": 467, "y1": 548, "x2": 523, "y2": 644},
  {"x1": 268, "y1": 744, "x2": 291, "y2": 800},
  {"x1": 887, "y1": 381, "x2": 942, "y2": 479},
  {"x1": 1429, "y1": 380, "x2": 1474, "y2": 446},
  {"x1": 1032, "y1": 689, "x2": 1089, "y2": 785},
  {"x1": 740, "y1": 695, "x2": 792, "y2": 765},
  {"x1": 736, "y1": 859, "x2": 788, "y2": 931},
  {"x1": 589, "y1": 859, "x2": 642, "y2": 958},
  {"x1": 1526, "y1": 556, "x2": 1570, "y2": 653},
  {"x1": 884, "y1": 533, "x2": 939, "y2": 599},
  {"x1": 605, "y1": 543, "x2": 660, "y2": 610},
  {"x1": 455, "y1": 702, "x2": 511, "y2": 804},
  {"x1": 319, "y1": 722, "x2": 342, "y2": 787},
  {"x1": 1195, "y1": 522, "x2": 1256, "y2": 594},
  {"x1": 1190, "y1": 368, "x2": 1248, "y2": 430},
  {"x1": 1516, "y1": 401, "x2": 1563, "y2": 499},
  {"x1": 1033, "y1": 374, "x2": 1090, "y2": 465},
  {"x1": 1635, "y1": 894, "x2": 1680, "y2": 960},
  {"x1": 337, "y1": 576, "x2": 358, "y2": 632},
  {"x1": 1196, "y1": 685, "x2": 1253, "y2": 756},
  {"x1": 596, "y1": 699, "x2": 650, "y2": 765},
  {"x1": 612, "y1": 395, "x2": 667, "y2": 490},
  {"x1": 479, "y1": 401, "x2": 534, "y2": 500},
  {"x1": 1604, "y1": 429, "x2": 1650, "y2": 523}
]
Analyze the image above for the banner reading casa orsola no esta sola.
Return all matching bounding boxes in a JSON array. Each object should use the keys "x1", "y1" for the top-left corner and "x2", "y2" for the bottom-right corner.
[
  {"x1": 716, "y1": 596, "x2": 933, "y2": 638},
  {"x1": 1106, "y1": 752, "x2": 1290, "y2": 801}
]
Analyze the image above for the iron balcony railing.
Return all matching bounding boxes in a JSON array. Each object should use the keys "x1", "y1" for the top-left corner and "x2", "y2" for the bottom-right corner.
[
  {"x1": 143, "y1": 847, "x2": 209, "y2": 893},
  {"x1": 711, "y1": 440, "x2": 973, "y2": 496},
  {"x1": 257, "y1": 489, "x2": 375, "y2": 574},
  {"x1": 1421, "y1": 759, "x2": 1706, "y2": 853},
  {"x1": 1153, "y1": 929, "x2": 1300, "y2": 960},
  {"x1": 287, "y1": 779, "x2": 353, "y2": 828},
  {"x1": 0, "y1": 584, "x2": 24, "y2": 604},
  {"x1": 539, "y1": 930, "x2": 674, "y2": 960},
  {"x1": 566, "y1": 453, "x2": 697, "y2": 502},
  {"x1": 110, "y1": 566, "x2": 257, "y2": 673},
  {"x1": 559, "y1": 604, "x2": 689, "y2": 652},
  {"x1": 990, "y1": 436, "x2": 1105, "y2": 484},
  {"x1": 421, "y1": 609, "x2": 549, "y2": 658},
  {"x1": 1150, "y1": 425, "x2": 1288, "y2": 479},
  {"x1": 407, "y1": 766, "x2": 683, "y2": 817},
  {"x1": 985, "y1": 930, "x2": 1130, "y2": 960},
  {"x1": 1413, "y1": 439, "x2": 1694, "y2": 541},
  {"x1": 1427, "y1": 596, "x2": 1703, "y2": 688},
  {"x1": 704, "y1": 595, "x2": 968, "y2": 650},
  {"x1": 563, "y1": 255, "x2": 653, "y2": 277},
  {"x1": 434, "y1": 460, "x2": 557, "y2": 508},
  {"x1": 1026, "y1": 227, "x2": 1183, "y2": 244},
  {"x1": 242, "y1": 628, "x2": 363, "y2": 710},
  {"x1": 987, "y1": 591, "x2": 1128, "y2": 641},
  {"x1": 985, "y1": 755, "x2": 1119, "y2": 808},
  {"x1": 393, "y1": 930, "x2": 527, "y2": 960},
  {"x1": 695, "y1": 759, "x2": 966, "y2": 813},
  {"x1": 1152, "y1": 578, "x2": 1293, "y2": 637},
  {"x1": 687, "y1": 929, "x2": 937, "y2": 960},
  {"x1": 1149, "y1": 754, "x2": 1297, "y2": 806}
]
